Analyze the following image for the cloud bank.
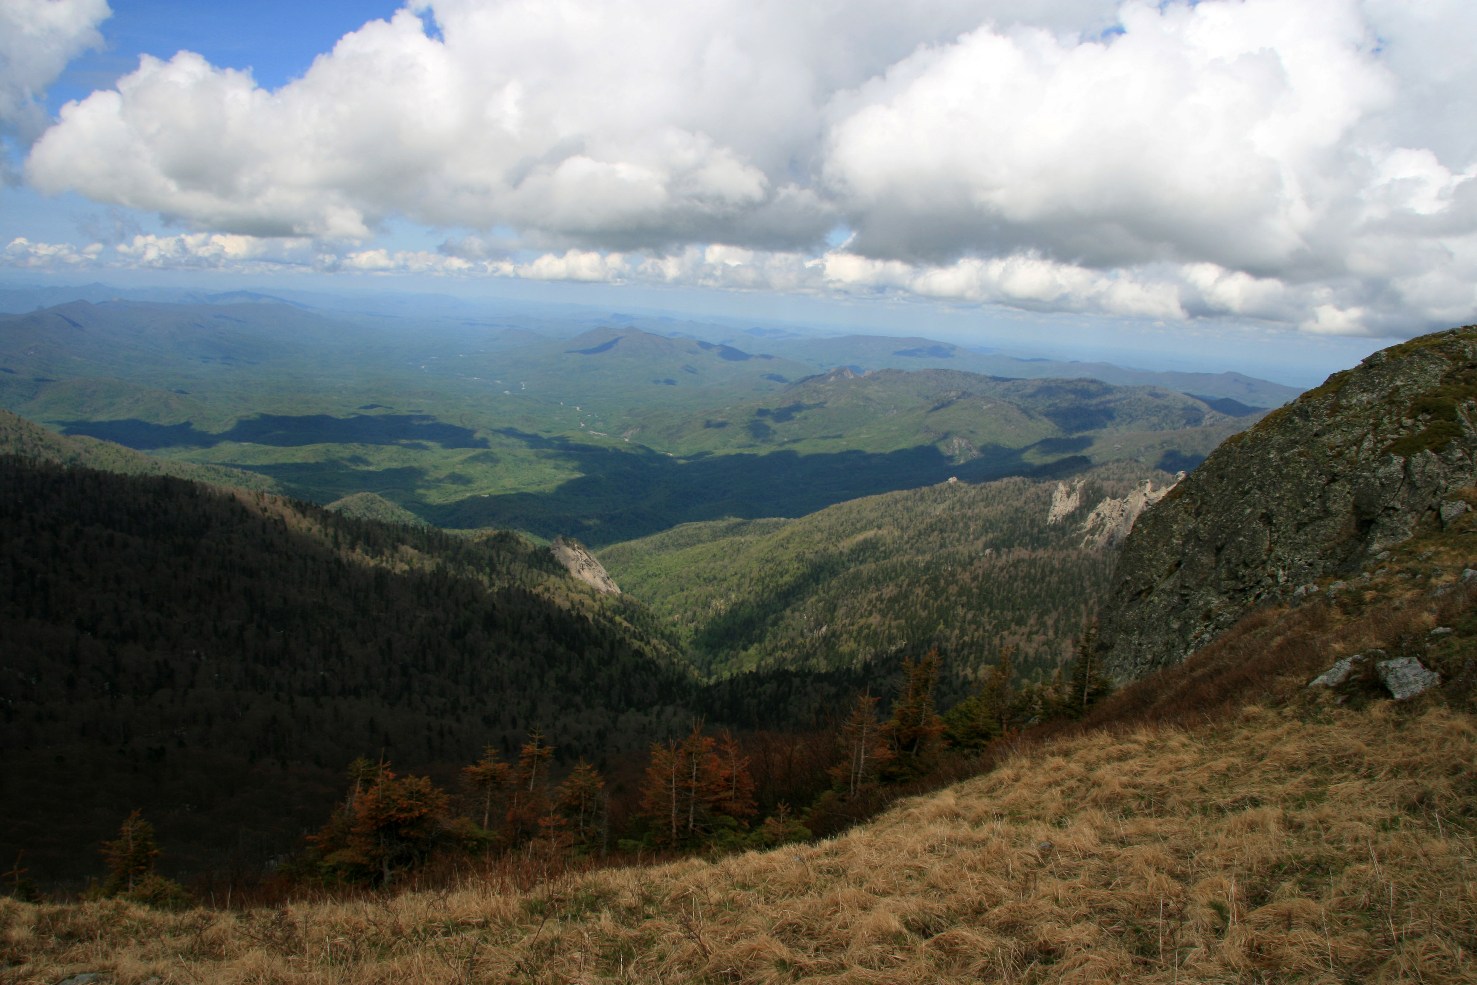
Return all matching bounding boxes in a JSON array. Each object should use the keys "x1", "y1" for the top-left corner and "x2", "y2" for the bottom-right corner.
[{"x1": 17, "y1": 0, "x2": 1477, "y2": 336}]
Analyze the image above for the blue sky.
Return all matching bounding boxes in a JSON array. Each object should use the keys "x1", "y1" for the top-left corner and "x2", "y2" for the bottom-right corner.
[
  {"x1": 4, "y1": 0, "x2": 1477, "y2": 385},
  {"x1": 49, "y1": 2, "x2": 404, "y2": 101}
]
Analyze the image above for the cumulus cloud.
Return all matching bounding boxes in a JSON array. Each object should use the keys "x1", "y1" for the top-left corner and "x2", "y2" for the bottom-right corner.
[
  {"x1": 826, "y1": 0, "x2": 1388, "y2": 272},
  {"x1": 4, "y1": 236, "x2": 102, "y2": 266},
  {"x1": 0, "y1": 0, "x2": 108, "y2": 161},
  {"x1": 114, "y1": 232, "x2": 315, "y2": 268},
  {"x1": 17, "y1": 0, "x2": 1477, "y2": 335}
]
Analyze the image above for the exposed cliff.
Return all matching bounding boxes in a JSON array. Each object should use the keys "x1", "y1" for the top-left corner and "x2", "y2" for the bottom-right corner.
[
  {"x1": 1077, "y1": 477, "x2": 1180, "y2": 549},
  {"x1": 1047, "y1": 474, "x2": 1180, "y2": 548},
  {"x1": 551, "y1": 536, "x2": 622, "y2": 595},
  {"x1": 1100, "y1": 326, "x2": 1477, "y2": 682}
]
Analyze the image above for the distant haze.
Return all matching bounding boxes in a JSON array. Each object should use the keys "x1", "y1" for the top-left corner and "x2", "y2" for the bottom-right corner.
[{"x1": 2, "y1": 0, "x2": 1474, "y2": 374}]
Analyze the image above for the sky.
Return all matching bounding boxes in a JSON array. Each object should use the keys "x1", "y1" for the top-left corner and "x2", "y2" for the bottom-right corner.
[{"x1": 2, "y1": 0, "x2": 1476, "y2": 384}]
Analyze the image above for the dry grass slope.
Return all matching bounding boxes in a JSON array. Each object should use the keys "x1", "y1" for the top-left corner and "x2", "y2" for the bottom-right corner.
[{"x1": 4, "y1": 699, "x2": 1474, "y2": 984}]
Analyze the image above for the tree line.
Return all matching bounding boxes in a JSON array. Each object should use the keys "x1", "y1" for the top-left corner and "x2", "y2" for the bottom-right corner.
[{"x1": 56, "y1": 635, "x2": 1113, "y2": 903}]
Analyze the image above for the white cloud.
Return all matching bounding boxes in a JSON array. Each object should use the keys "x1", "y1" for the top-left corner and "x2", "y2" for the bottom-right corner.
[
  {"x1": 0, "y1": 0, "x2": 109, "y2": 147},
  {"x1": 824, "y1": 0, "x2": 1391, "y2": 274},
  {"x1": 3, "y1": 235, "x2": 102, "y2": 266},
  {"x1": 515, "y1": 249, "x2": 629, "y2": 282},
  {"x1": 114, "y1": 232, "x2": 315, "y2": 268},
  {"x1": 15, "y1": 0, "x2": 1477, "y2": 336}
]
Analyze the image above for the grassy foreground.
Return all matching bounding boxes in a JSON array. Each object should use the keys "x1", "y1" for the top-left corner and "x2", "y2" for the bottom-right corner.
[{"x1": 4, "y1": 698, "x2": 1474, "y2": 984}]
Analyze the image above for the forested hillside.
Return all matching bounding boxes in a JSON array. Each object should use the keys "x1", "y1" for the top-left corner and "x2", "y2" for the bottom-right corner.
[
  {"x1": 8, "y1": 320, "x2": 1477, "y2": 981},
  {"x1": 0, "y1": 419, "x2": 1140, "y2": 888},
  {"x1": 0, "y1": 409, "x2": 279, "y2": 492},
  {"x1": 600, "y1": 462, "x2": 1165, "y2": 685},
  {"x1": 0, "y1": 454, "x2": 696, "y2": 883}
]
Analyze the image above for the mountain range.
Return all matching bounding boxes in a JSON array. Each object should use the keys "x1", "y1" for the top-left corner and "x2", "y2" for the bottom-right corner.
[
  {"x1": 4, "y1": 316, "x2": 1474, "y2": 984},
  {"x1": 0, "y1": 296, "x2": 1272, "y2": 544},
  {"x1": 6, "y1": 280, "x2": 1477, "y2": 983}
]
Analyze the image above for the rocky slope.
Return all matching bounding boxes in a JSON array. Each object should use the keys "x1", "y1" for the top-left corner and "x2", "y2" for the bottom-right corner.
[
  {"x1": 551, "y1": 536, "x2": 622, "y2": 594},
  {"x1": 1049, "y1": 474, "x2": 1181, "y2": 548},
  {"x1": 1100, "y1": 325, "x2": 1477, "y2": 681}
]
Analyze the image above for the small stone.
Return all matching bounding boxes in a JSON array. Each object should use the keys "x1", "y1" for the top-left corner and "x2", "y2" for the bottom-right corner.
[
  {"x1": 1463, "y1": 568, "x2": 1477, "y2": 584},
  {"x1": 1441, "y1": 500, "x2": 1470, "y2": 526},
  {"x1": 1309, "y1": 654, "x2": 1368, "y2": 688},
  {"x1": 1429, "y1": 626, "x2": 1455, "y2": 636},
  {"x1": 1036, "y1": 840, "x2": 1054, "y2": 855},
  {"x1": 1376, "y1": 657, "x2": 1441, "y2": 701},
  {"x1": 56, "y1": 975, "x2": 110, "y2": 985}
]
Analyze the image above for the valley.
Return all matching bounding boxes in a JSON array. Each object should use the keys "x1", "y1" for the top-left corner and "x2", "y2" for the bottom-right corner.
[
  {"x1": 4, "y1": 289, "x2": 1475, "y2": 985},
  {"x1": 3, "y1": 2, "x2": 1472, "y2": 978},
  {"x1": 0, "y1": 294, "x2": 1275, "y2": 544},
  {"x1": 0, "y1": 290, "x2": 1261, "y2": 887}
]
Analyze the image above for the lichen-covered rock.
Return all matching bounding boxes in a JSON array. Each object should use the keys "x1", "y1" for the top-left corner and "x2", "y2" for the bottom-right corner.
[
  {"x1": 1309, "y1": 654, "x2": 1370, "y2": 689},
  {"x1": 1047, "y1": 479, "x2": 1084, "y2": 524},
  {"x1": 1101, "y1": 325, "x2": 1477, "y2": 682},
  {"x1": 1376, "y1": 656, "x2": 1442, "y2": 701}
]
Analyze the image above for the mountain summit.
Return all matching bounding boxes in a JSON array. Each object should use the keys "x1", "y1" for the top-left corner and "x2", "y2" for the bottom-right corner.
[{"x1": 1101, "y1": 325, "x2": 1477, "y2": 681}]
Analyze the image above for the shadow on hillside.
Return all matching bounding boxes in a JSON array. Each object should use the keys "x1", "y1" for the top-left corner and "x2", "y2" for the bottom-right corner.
[
  {"x1": 56, "y1": 416, "x2": 1107, "y2": 544},
  {"x1": 419, "y1": 430, "x2": 1095, "y2": 545},
  {"x1": 61, "y1": 413, "x2": 488, "y2": 450}
]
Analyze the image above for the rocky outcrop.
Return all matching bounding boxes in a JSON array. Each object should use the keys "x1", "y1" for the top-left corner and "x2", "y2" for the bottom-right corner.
[
  {"x1": 1101, "y1": 326, "x2": 1477, "y2": 682},
  {"x1": 1078, "y1": 478, "x2": 1179, "y2": 549},
  {"x1": 1306, "y1": 650, "x2": 1442, "y2": 701},
  {"x1": 1047, "y1": 479, "x2": 1084, "y2": 524},
  {"x1": 550, "y1": 537, "x2": 621, "y2": 595},
  {"x1": 1047, "y1": 475, "x2": 1180, "y2": 548}
]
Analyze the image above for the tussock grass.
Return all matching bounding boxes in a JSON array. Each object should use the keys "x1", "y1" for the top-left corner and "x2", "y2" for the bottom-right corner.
[{"x1": 5, "y1": 700, "x2": 1474, "y2": 984}]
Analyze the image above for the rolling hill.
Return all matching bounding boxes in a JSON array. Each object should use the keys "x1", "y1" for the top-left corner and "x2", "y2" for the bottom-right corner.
[
  {"x1": 2, "y1": 299, "x2": 1268, "y2": 543},
  {"x1": 756, "y1": 332, "x2": 1303, "y2": 408}
]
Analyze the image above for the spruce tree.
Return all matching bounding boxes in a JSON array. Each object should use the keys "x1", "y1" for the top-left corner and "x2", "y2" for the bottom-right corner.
[
  {"x1": 100, "y1": 810, "x2": 160, "y2": 896},
  {"x1": 885, "y1": 649, "x2": 945, "y2": 778}
]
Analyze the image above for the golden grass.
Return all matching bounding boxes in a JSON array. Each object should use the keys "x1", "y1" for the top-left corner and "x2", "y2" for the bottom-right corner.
[{"x1": 4, "y1": 700, "x2": 1475, "y2": 984}]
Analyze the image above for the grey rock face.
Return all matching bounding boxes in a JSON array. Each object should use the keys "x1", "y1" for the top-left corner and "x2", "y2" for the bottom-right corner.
[
  {"x1": 1101, "y1": 326, "x2": 1477, "y2": 682},
  {"x1": 1078, "y1": 477, "x2": 1180, "y2": 549},
  {"x1": 550, "y1": 537, "x2": 621, "y2": 595}
]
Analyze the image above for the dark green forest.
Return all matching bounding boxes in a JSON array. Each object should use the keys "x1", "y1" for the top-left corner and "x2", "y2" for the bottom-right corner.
[
  {"x1": 0, "y1": 300, "x2": 1265, "y2": 891},
  {"x1": 0, "y1": 445, "x2": 1116, "y2": 889},
  {"x1": 0, "y1": 454, "x2": 697, "y2": 882}
]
